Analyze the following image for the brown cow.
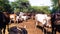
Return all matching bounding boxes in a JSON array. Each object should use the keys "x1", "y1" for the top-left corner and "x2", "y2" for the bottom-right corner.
[{"x1": 10, "y1": 14, "x2": 17, "y2": 23}]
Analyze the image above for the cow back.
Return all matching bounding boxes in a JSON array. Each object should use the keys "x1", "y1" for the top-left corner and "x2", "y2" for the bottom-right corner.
[
  {"x1": 51, "y1": 12, "x2": 60, "y2": 25},
  {"x1": 3, "y1": 12, "x2": 10, "y2": 25},
  {"x1": 55, "y1": 13, "x2": 60, "y2": 25}
]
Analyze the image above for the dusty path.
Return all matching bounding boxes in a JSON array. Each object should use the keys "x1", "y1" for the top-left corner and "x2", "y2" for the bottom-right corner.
[
  {"x1": 17, "y1": 19, "x2": 43, "y2": 34},
  {"x1": 6, "y1": 19, "x2": 60, "y2": 34}
]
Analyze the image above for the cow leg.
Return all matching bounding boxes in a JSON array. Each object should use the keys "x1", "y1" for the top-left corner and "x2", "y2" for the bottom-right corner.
[
  {"x1": 52, "y1": 27, "x2": 56, "y2": 34},
  {"x1": 35, "y1": 21, "x2": 38, "y2": 29},
  {"x1": 42, "y1": 26, "x2": 46, "y2": 34},
  {"x1": 16, "y1": 20, "x2": 18, "y2": 24},
  {"x1": 6, "y1": 24, "x2": 9, "y2": 32},
  {"x1": 42, "y1": 24, "x2": 48, "y2": 34},
  {"x1": 14, "y1": 20, "x2": 15, "y2": 23},
  {"x1": 25, "y1": 19, "x2": 27, "y2": 22},
  {"x1": 52, "y1": 28, "x2": 54, "y2": 34},
  {"x1": 54, "y1": 28, "x2": 56, "y2": 34},
  {"x1": 3, "y1": 25, "x2": 6, "y2": 34},
  {"x1": 35, "y1": 21, "x2": 38, "y2": 26},
  {"x1": 17, "y1": 20, "x2": 18, "y2": 24},
  {"x1": 43, "y1": 26, "x2": 44, "y2": 34},
  {"x1": 0, "y1": 28, "x2": 2, "y2": 34},
  {"x1": 3, "y1": 25, "x2": 9, "y2": 34}
]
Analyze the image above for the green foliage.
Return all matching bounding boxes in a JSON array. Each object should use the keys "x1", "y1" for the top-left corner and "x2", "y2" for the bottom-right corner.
[
  {"x1": 10, "y1": 0, "x2": 30, "y2": 13},
  {"x1": 14, "y1": 8, "x2": 20, "y2": 13},
  {"x1": 16, "y1": 0, "x2": 29, "y2": 2},
  {"x1": 51, "y1": 0, "x2": 60, "y2": 13},
  {"x1": 0, "y1": 0, "x2": 51, "y2": 14},
  {"x1": 30, "y1": 6, "x2": 51, "y2": 14},
  {"x1": 0, "y1": 0, "x2": 12, "y2": 13}
]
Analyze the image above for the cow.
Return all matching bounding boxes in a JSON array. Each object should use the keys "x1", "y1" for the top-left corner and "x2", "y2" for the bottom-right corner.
[
  {"x1": 20, "y1": 15, "x2": 29, "y2": 21},
  {"x1": 19, "y1": 12, "x2": 25, "y2": 16},
  {"x1": 19, "y1": 12, "x2": 29, "y2": 22},
  {"x1": 16, "y1": 16, "x2": 24, "y2": 23},
  {"x1": 0, "y1": 12, "x2": 10, "y2": 34},
  {"x1": 51, "y1": 10, "x2": 60, "y2": 34},
  {"x1": 35, "y1": 13, "x2": 51, "y2": 34},
  {"x1": 10, "y1": 14, "x2": 16, "y2": 23},
  {"x1": 35, "y1": 14, "x2": 46, "y2": 26},
  {"x1": 35, "y1": 14, "x2": 51, "y2": 27}
]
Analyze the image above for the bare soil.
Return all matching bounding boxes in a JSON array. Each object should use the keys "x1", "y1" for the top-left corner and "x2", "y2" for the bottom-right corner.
[{"x1": 5, "y1": 19, "x2": 60, "y2": 34}]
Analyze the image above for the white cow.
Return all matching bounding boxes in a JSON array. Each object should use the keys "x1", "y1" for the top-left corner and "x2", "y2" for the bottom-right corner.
[
  {"x1": 16, "y1": 16, "x2": 24, "y2": 23},
  {"x1": 35, "y1": 14, "x2": 51, "y2": 27},
  {"x1": 19, "y1": 12, "x2": 25, "y2": 16},
  {"x1": 21, "y1": 16, "x2": 27, "y2": 20},
  {"x1": 19, "y1": 12, "x2": 29, "y2": 22}
]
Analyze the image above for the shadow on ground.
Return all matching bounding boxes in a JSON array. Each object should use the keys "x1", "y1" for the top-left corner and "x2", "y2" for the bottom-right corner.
[
  {"x1": 8, "y1": 26, "x2": 28, "y2": 34},
  {"x1": 36, "y1": 25, "x2": 52, "y2": 34}
]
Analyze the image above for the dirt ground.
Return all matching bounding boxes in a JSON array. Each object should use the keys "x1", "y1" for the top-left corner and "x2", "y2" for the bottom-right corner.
[{"x1": 5, "y1": 19, "x2": 60, "y2": 34}]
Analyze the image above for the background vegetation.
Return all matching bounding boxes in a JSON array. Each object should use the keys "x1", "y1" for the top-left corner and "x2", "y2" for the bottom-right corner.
[{"x1": 0, "y1": 0, "x2": 60, "y2": 14}]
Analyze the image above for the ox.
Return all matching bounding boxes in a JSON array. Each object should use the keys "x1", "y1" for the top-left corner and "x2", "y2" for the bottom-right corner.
[
  {"x1": 35, "y1": 14, "x2": 51, "y2": 34},
  {"x1": 0, "y1": 12, "x2": 10, "y2": 34}
]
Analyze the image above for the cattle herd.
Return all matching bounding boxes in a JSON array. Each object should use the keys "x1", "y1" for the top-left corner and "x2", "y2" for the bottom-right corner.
[
  {"x1": 0, "y1": 11, "x2": 60, "y2": 34},
  {"x1": 10, "y1": 12, "x2": 31, "y2": 23}
]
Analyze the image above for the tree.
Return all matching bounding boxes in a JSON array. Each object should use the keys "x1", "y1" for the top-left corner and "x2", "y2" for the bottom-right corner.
[
  {"x1": 10, "y1": 0, "x2": 31, "y2": 13},
  {"x1": 30, "y1": 6, "x2": 51, "y2": 14},
  {"x1": 51, "y1": 0, "x2": 60, "y2": 13},
  {"x1": 0, "y1": 0, "x2": 12, "y2": 13}
]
